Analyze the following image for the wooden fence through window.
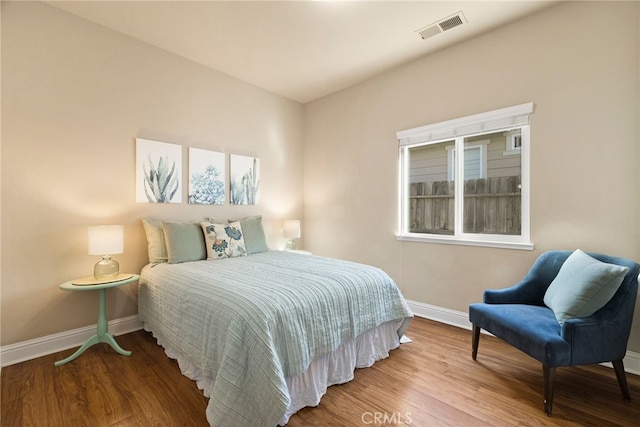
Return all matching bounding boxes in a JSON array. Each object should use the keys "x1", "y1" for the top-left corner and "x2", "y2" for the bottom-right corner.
[{"x1": 409, "y1": 176, "x2": 521, "y2": 235}]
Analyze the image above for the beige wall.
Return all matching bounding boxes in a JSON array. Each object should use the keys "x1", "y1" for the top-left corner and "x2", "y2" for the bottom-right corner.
[
  {"x1": 303, "y1": 2, "x2": 640, "y2": 351},
  {"x1": 1, "y1": 2, "x2": 304, "y2": 345},
  {"x1": 2, "y1": 1, "x2": 639, "y2": 357}
]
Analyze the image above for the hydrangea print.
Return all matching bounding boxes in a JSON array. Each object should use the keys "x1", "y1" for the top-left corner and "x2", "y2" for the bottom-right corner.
[{"x1": 189, "y1": 165, "x2": 224, "y2": 205}]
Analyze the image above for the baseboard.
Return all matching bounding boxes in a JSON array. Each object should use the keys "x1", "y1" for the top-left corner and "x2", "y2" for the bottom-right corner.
[
  {"x1": 0, "y1": 315, "x2": 143, "y2": 367},
  {"x1": 406, "y1": 299, "x2": 640, "y2": 376},
  {"x1": 407, "y1": 299, "x2": 473, "y2": 330},
  {"x1": 2, "y1": 304, "x2": 639, "y2": 376}
]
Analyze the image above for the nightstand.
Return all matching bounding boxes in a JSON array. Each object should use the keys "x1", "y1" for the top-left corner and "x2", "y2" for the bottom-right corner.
[{"x1": 54, "y1": 273, "x2": 140, "y2": 366}]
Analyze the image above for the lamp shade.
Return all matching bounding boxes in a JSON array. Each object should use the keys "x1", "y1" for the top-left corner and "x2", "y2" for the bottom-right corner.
[
  {"x1": 88, "y1": 225, "x2": 124, "y2": 255},
  {"x1": 283, "y1": 220, "x2": 301, "y2": 239}
]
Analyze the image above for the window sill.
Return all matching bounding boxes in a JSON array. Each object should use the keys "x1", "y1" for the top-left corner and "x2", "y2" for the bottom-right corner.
[{"x1": 395, "y1": 234, "x2": 534, "y2": 251}]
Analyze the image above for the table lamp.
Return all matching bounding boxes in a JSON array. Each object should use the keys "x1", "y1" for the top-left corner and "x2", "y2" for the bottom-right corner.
[
  {"x1": 283, "y1": 220, "x2": 301, "y2": 250},
  {"x1": 88, "y1": 225, "x2": 124, "y2": 280}
]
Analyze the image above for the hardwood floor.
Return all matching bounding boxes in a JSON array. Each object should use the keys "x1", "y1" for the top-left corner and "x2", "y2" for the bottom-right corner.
[{"x1": 2, "y1": 317, "x2": 639, "y2": 426}]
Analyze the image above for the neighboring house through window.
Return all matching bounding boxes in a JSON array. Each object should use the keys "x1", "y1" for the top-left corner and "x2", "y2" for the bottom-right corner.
[
  {"x1": 447, "y1": 139, "x2": 489, "y2": 180},
  {"x1": 397, "y1": 103, "x2": 534, "y2": 250}
]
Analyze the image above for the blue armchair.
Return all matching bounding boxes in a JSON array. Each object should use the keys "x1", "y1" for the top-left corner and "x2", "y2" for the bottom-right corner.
[{"x1": 468, "y1": 250, "x2": 639, "y2": 415}]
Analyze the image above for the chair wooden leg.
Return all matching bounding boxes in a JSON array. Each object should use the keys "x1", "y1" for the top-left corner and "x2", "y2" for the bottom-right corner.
[
  {"x1": 543, "y1": 365, "x2": 555, "y2": 416},
  {"x1": 612, "y1": 359, "x2": 631, "y2": 401},
  {"x1": 472, "y1": 325, "x2": 480, "y2": 360}
]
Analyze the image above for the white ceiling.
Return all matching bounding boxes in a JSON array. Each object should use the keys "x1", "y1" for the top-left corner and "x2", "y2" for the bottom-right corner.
[{"x1": 47, "y1": 1, "x2": 558, "y2": 104}]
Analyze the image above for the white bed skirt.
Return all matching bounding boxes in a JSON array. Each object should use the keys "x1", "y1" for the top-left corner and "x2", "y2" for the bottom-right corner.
[{"x1": 144, "y1": 319, "x2": 403, "y2": 426}]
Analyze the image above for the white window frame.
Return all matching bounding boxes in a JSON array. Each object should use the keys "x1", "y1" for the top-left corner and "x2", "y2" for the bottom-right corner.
[
  {"x1": 447, "y1": 139, "x2": 489, "y2": 180},
  {"x1": 396, "y1": 103, "x2": 534, "y2": 250}
]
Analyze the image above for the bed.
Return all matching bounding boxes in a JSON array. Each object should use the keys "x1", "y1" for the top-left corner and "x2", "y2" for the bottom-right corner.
[{"x1": 138, "y1": 217, "x2": 413, "y2": 426}]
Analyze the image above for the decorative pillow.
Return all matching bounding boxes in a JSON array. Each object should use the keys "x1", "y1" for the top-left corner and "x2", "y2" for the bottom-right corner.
[
  {"x1": 543, "y1": 249, "x2": 629, "y2": 324},
  {"x1": 206, "y1": 217, "x2": 227, "y2": 225},
  {"x1": 161, "y1": 221, "x2": 206, "y2": 264},
  {"x1": 201, "y1": 221, "x2": 247, "y2": 260},
  {"x1": 141, "y1": 218, "x2": 168, "y2": 263},
  {"x1": 230, "y1": 215, "x2": 268, "y2": 255}
]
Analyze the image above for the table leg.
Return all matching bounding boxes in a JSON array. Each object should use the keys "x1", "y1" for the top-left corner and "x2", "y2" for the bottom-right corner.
[{"x1": 55, "y1": 288, "x2": 131, "y2": 366}]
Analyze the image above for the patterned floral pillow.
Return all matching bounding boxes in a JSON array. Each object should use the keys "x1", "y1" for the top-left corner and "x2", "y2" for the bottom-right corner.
[{"x1": 200, "y1": 221, "x2": 247, "y2": 260}]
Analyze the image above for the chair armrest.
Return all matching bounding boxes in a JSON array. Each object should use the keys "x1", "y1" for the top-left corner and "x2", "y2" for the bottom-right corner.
[
  {"x1": 484, "y1": 277, "x2": 546, "y2": 306},
  {"x1": 561, "y1": 313, "x2": 631, "y2": 365},
  {"x1": 560, "y1": 278, "x2": 637, "y2": 365}
]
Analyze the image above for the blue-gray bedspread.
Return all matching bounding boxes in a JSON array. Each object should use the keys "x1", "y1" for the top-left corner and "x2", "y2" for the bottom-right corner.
[{"x1": 138, "y1": 251, "x2": 413, "y2": 426}]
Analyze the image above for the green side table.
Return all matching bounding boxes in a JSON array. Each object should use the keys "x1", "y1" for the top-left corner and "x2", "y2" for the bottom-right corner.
[{"x1": 54, "y1": 273, "x2": 140, "y2": 366}]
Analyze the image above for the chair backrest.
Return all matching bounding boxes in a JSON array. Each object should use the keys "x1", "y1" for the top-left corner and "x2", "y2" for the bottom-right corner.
[
  {"x1": 583, "y1": 252, "x2": 639, "y2": 333},
  {"x1": 527, "y1": 250, "x2": 639, "y2": 324},
  {"x1": 518, "y1": 251, "x2": 574, "y2": 306}
]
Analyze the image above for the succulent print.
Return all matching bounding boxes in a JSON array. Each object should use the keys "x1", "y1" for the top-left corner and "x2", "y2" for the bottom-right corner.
[
  {"x1": 243, "y1": 157, "x2": 260, "y2": 205},
  {"x1": 189, "y1": 165, "x2": 225, "y2": 205},
  {"x1": 230, "y1": 156, "x2": 259, "y2": 205},
  {"x1": 143, "y1": 155, "x2": 179, "y2": 203},
  {"x1": 229, "y1": 181, "x2": 245, "y2": 205}
]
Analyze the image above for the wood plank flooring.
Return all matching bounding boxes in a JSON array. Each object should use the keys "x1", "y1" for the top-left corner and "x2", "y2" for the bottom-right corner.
[{"x1": 2, "y1": 317, "x2": 639, "y2": 426}]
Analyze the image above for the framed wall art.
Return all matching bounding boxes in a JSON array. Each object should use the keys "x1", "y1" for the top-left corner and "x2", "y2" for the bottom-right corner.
[
  {"x1": 230, "y1": 154, "x2": 260, "y2": 205},
  {"x1": 136, "y1": 138, "x2": 182, "y2": 203},
  {"x1": 188, "y1": 147, "x2": 225, "y2": 205}
]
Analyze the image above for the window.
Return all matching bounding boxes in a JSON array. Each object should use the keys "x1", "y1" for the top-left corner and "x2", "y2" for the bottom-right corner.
[
  {"x1": 447, "y1": 139, "x2": 489, "y2": 180},
  {"x1": 397, "y1": 103, "x2": 533, "y2": 250}
]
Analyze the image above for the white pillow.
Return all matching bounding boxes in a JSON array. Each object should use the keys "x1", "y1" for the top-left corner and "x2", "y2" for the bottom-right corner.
[{"x1": 141, "y1": 218, "x2": 168, "y2": 263}]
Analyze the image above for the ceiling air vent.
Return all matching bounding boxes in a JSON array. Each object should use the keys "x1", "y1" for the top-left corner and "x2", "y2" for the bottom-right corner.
[{"x1": 417, "y1": 11, "x2": 467, "y2": 40}]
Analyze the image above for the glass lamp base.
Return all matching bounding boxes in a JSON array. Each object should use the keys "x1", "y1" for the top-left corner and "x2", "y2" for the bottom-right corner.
[
  {"x1": 94, "y1": 255, "x2": 119, "y2": 280},
  {"x1": 285, "y1": 240, "x2": 297, "y2": 250}
]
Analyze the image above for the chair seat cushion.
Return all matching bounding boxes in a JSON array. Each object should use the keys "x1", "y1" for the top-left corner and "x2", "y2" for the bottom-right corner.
[{"x1": 469, "y1": 303, "x2": 571, "y2": 367}]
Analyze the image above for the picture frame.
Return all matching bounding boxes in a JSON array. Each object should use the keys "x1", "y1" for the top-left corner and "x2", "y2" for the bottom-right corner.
[
  {"x1": 136, "y1": 138, "x2": 182, "y2": 203},
  {"x1": 229, "y1": 154, "x2": 260, "y2": 205},
  {"x1": 188, "y1": 147, "x2": 226, "y2": 205}
]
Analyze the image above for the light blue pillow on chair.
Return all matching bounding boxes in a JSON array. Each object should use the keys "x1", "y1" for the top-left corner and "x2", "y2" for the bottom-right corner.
[{"x1": 543, "y1": 249, "x2": 629, "y2": 324}]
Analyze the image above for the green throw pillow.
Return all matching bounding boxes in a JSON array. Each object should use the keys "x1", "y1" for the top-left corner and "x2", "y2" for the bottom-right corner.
[
  {"x1": 222, "y1": 215, "x2": 269, "y2": 255},
  {"x1": 239, "y1": 215, "x2": 269, "y2": 254},
  {"x1": 543, "y1": 249, "x2": 628, "y2": 324},
  {"x1": 162, "y1": 221, "x2": 206, "y2": 264}
]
